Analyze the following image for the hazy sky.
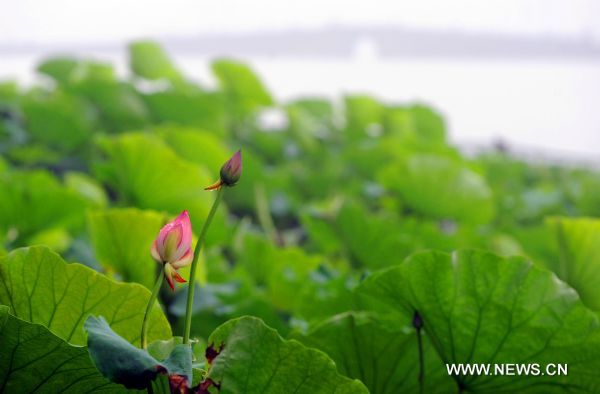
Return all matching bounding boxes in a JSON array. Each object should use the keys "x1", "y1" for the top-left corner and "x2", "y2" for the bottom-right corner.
[
  {"x1": 1, "y1": 0, "x2": 599, "y2": 158},
  {"x1": 1, "y1": 0, "x2": 600, "y2": 44}
]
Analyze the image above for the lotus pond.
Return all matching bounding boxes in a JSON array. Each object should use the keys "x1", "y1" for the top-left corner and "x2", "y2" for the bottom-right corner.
[{"x1": 1, "y1": 41, "x2": 600, "y2": 393}]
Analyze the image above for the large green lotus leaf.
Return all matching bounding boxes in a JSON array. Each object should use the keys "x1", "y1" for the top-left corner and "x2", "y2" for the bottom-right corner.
[
  {"x1": 0, "y1": 80, "x2": 19, "y2": 103},
  {"x1": 129, "y1": 41, "x2": 182, "y2": 81},
  {"x1": 517, "y1": 186, "x2": 564, "y2": 221},
  {"x1": 143, "y1": 90, "x2": 227, "y2": 137},
  {"x1": 569, "y1": 170, "x2": 600, "y2": 217},
  {"x1": 0, "y1": 246, "x2": 171, "y2": 346},
  {"x1": 88, "y1": 208, "x2": 206, "y2": 289},
  {"x1": 0, "y1": 157, "x2": 7, "y2": 172},
  {"x1": 344, "y1": 95, "x2": 385, "y2": 140},
  {"x1": 334, "y1": 202, "x2": 409, "y2": 269},
  {"x1": 73, "y1": 61, "x2": 117, "y2": 81},
  {"x1": 26, "y1": 227, "x2": 72, "y2": 254},
  {"x1": 37, "y1": 57, "x2": 79, "y2": 85},
  {"x1": 340, "y1": 138, "x2": 398, "y2": 179},
  {"x1": 291, "y1": 312, "x2": 456, "y2": 394},
  {"x1": 88, "y1": 208, "x2": 165, "y2": 289},
  {"x1": 304, "y1": 201, "x2": 512, "y2": 268},
  {"x1": 547, "y1": 217, "x2": 600, "y2": 311},
  {"x1": 81, "y1": 82, "x2": 149, "y2": 132},
  {"x1": 68, "y1": 64, "x2": 150, "y2": 132},
  {"x1": 0, "y1": 306, "x2": 124, "y2": 393},
  {"x1": 169, "y1": 239, "x2": 295, "y2": 338},
  {"x1": 64, "y1": 171, "x2": 109, "y2": 208},
  {"x1": 232, "y1": 232, "x2": 321, "y2": 312},
  {"x1": 211, "y1": 59, "x2": 273, "y2": 122},
  {"x1": 378, "y1": 154, "x2": 495, "y2": 223},
  {"x1": 203, "y1": 316, "x2": 368, "y2": 393},
  {"x1": 159, "y1": 127, "x2": 231, "y2": 173},
  {"x1": 299, "y1": 209, "x2": 344, "y2": 256},
  {"x1": 266, "y1": 152, "x2": 333, "y2": 205},
  {"x1": 292, "y1": 270, "x2": 374, "y2": 325},
  {"x1": 410, "y1": 104, "x2": 445, "y2": 142},
  {"x1": 384, "y1": 104, "x2": 446, "y2": 146},
  {"x1": 0, "y1": 169, "x2": 88, "y2": 241},
  {"x1": 360, "y1": 249, "x2": 600, "y2": 393},
  {"x1": 172, "y1": 281, "x2": 290, "y2": 341},
  {"x1": 286, "y1": 98, "x2": 335, "y2": 149},
  {"x1": 5, "y1": 144, "x2": 63, "y2": 166},
  {"x1": 263, "y1": 247, "x2": 321, "y2": 312},
  {"x1": 506, "y1": 223, "x2": 558, "y2": 270},
  {"x1": 247, "y1": 129, "x2": 289, "y2": 164},
  {"x1": 21, "y1": 88, "x2": 94, "y2": 152},
  {"x1": 476, "y1": 153, "x2": 571, "y2": 224},
  {"x1": 301, "y1": 201, "x2": 472, "y2": 269},
  {"x1": 94, "y1": 133, "x2": 214, "y2": 231},
  {"x1": 341, "y1": 134, "x2": 459, "y2": 182}
]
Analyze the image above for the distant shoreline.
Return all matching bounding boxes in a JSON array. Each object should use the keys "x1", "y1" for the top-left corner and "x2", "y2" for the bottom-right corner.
[{"x1": 1, "y1": 25, "x2": 600, "y2": 59}]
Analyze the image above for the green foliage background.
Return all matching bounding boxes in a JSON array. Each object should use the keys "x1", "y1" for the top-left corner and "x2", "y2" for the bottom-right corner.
[{"x1": 1, "y1": 41, "x2": 600, "y2": 393}]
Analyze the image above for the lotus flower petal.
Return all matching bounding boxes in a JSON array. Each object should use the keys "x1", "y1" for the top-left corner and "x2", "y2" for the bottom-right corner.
[{"x1": 151, "y1": 210, "x2": 193, "y2": 268}]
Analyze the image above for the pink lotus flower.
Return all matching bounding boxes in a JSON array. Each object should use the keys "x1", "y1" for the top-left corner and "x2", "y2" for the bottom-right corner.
[
  {"x1": 205, "y1": 150, "x2": 242, "y2": 190},
  {"x1": 151, "y1": 210, "x2": 193, "y2": 290}
]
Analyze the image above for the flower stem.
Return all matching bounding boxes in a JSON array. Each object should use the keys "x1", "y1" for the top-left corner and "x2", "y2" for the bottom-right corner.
[
  {"x1": 183, "y1": 187, "x2": 224, "y2": 344},
  {"x1": 413, "y1": 311, "x2": 425, "y2": 394},
  {"x1": 141, "y1": 270, "x2": 164, "y2": 349}
]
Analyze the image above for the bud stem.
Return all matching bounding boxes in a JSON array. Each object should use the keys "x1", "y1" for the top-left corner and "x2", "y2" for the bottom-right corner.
[
  {"x1": 413, "y1": 311, "x2": 425, "y2": 394},
  {"x1": 141, "y1": 270, "x2": 164, "y2": 349},
  {"x1": 183, "y1": 187, "x2": 224, "y2": 344}
]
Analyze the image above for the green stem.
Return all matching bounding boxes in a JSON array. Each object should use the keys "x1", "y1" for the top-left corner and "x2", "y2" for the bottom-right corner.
[
  {"x1": 412, "y1": 311, "x2": 424, "y2": 394},
  {"x1": 183, "y1": 187, "x2": 224, "y2": 344},
  {"x1": 254, "y1": 183, "x2": 279, "y2": 245},
  {"x1": 417, "y1": 325, "x2": 424, "y2": 394},
  {"x1": 141, "y1": 270, "x2": 164, "y2": 349}
]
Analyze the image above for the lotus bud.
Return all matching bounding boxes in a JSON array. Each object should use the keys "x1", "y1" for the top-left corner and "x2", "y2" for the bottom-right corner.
[
  {"x1": 150, "y1": 210, "x2": 193, "y2": 290},
  {"x1": 205, "y1": 150, "x2": 242, "y2": 190},
  {"x1": 413, "y1": 311, "x2": 423, "y2": 329}
]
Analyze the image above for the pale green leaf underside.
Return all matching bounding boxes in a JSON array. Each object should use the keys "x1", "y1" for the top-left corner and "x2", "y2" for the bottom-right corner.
[
  {"x1": 84, "y1": 316, "x2": 193, "y2": 390},
  {"x1": 360, "y1": 249, "x2": 600, "y2": 393},
  {"x1": 0, "y1": 246, "x2": 171, "y2": 346},
  {"x1": 206, "y1": 316, "x2": 368, "y2": 394},
  {"x1": 548, "y1": 216, "x2": 600, "y2": 311}
]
